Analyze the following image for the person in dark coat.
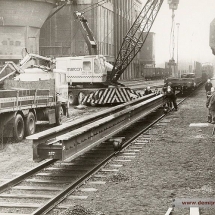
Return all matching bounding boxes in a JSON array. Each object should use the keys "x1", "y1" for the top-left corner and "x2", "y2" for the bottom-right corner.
[
  {"x1": 164, "y1": 86, "x2": 177, "y2": 111},
  {"x1": 162, "y1": 83, "x2": 168, "y2": 94},
  {"x1": 144, "y1": 86, "x2": 152, "y2": 95},
  {"x1": 205, "y1": 79, "x2": 213, "y2": 95},
  {"x1": 206, "y1": 87, "x2": 215, "y2": 123}
]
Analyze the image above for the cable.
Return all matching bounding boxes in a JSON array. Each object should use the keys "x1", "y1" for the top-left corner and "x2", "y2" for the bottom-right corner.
[
  {"x1": 97, "y1": 2, "x2": 135, "y2": 54},
  {"x1": 82, "y1": 1, "x2": 107, "y2": 14},
  {"x1": 80, "y1": 0, "x2": 106, "y2": 13}
]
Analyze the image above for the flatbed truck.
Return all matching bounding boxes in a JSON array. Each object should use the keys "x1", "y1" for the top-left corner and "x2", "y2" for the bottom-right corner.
[{"x1": 0, "y1": 56, "x2": 68, "y2": 143}]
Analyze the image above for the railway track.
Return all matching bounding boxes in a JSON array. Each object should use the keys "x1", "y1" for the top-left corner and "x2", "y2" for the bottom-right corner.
[{"x1": 0, "y1": 88, "x2": 201, "y2": 215}]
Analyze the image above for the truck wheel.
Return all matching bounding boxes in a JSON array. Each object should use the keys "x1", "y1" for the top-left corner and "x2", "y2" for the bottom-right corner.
[
  {"x1": 25, "y1": 112, "x2": 36, "y2": 136},
  {"x1": 56, "y1": 105, "x2": 64, "y2": 126},
  {"x1": 68, "y1": 92, "x2": 78, "y2": 106},
  {"x1": 14, "y1": 114, "x2": 25, "y2": 142}
]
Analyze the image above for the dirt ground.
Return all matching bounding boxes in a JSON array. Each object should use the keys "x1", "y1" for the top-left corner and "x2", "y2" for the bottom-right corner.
[
  {"x1": 64, "y1": 86, "x2": 215, "y2": 215},
  {"x1": 0, "y1": 79, "x2": 160, "y2": 181},
  {"x1": 0, "y1": 105, "x2": 108, "y2": 181}
]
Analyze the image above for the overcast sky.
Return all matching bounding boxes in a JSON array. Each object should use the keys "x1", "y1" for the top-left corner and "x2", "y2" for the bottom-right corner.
[{"x1": 142, "y1": 0, "x2": 215, "y2": 69}]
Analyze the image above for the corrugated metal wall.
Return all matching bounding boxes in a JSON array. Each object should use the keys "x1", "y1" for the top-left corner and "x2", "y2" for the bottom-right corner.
[{"x1": 39, "y1": 0, "x2": 155, "y2": 80}]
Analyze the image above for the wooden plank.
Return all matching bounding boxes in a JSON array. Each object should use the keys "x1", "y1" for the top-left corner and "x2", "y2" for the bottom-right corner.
[
  {"x1": 67, "y1": 195, "x2": 88, "y2": 200},
  {"x1": 25, "y1": 178, "x2": 72, "y2": 184},
  {"x1": 36, "y1": 172, "x2": 80, "y2": 177},
  {"x1": 88, "y1": 181, "x2": 106, "y2": 185},
  {"x1": 93, "y1": 174, "x2": 107, "y2": 178},
  {"x1": 13, "y1": 186, "x2": 62, "y2": 191},
  {"x1": 101, "y1": 169, "x2": 119, "y2": 172},
  {"x1": 79, "y1": 188, "x2": 97, "y2": 192},
  {"x1": 0, "y1": 202, "x2": 41, "y2": 208},
  {"x1": 190, "y1": 207, "x2": 200, "y2": 215},
  {"x1": 0, "y1": 194, "x2": 52, "y2": 199},
  {"x1": 0, "y1": 213, "x2": 30, "y2": 215},
  {"x1": 165, "y1": 207, "x2": 173, "y2": 215},
  {"x1": 189, "y1": 123, "x2": 209, "y2": 127},
  {"x1": 45, "y1": 167, "x2": 87, "y2": 172}
]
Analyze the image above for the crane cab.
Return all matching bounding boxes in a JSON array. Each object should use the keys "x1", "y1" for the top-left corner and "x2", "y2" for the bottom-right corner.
[{"x1": 56, "y1": 55, "x2": 112, "y2": 86}]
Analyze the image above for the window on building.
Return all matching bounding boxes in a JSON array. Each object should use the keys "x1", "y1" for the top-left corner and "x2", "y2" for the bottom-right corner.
[
  {"x1": 2, "y1": 41, "x2": 7, "y2": 45},
  {"x1": 15, "y1": 41, "x2": 21, "y2": 46}
]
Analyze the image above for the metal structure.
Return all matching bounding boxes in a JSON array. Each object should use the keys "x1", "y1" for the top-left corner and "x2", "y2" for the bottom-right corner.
[
  {"x1": 167, "y1": 0, "x2": 179, "y2": 77},
  {"x1": 74, "y1": 11, "x2": 98, "y2": 55},
  {"x1": 27, "y1": 94, "x2": 163, "y2": 161},
  {"x1": 110, "y1": 0, "x2": 164, "y2": 83}
]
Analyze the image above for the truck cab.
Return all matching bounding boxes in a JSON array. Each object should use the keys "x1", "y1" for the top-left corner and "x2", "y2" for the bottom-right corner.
[{"x1": 14, "y1": 67, "x2": 68, "y2": 104}]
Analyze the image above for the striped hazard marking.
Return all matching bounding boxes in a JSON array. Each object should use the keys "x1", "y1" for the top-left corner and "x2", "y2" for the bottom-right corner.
[{"x1": 82, "y1": 87, "x2": 142, "y2": 105}]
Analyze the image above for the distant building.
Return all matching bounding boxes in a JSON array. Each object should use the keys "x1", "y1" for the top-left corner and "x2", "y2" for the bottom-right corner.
[
  {"x1": 0, "y1": 0, "x2": 57, "y2": 67},
  {"x1": 40, "y1": 0, "x2": 155, "y2": 80}
]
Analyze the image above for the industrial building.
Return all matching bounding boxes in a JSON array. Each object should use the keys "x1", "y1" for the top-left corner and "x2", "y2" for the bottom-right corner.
[
  {"x1": 40, "y1": 0, "x2": 155, "y2": 80},
  {"x1": 0, "y1": 0, "x2": 58, "y2": 67}
]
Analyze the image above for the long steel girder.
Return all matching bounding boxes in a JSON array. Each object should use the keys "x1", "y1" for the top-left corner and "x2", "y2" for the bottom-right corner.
[
  {"x1": 110, "y1": 0, "x2": 164, "y2": 82},
  {"x1": 30, "y1": 94, "x2": 163, "y2": 161}
]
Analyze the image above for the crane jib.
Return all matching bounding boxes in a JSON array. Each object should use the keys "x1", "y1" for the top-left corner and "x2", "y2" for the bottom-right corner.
[{"x1": 110, "y1": 0, "x2": 164, "y2": 82}]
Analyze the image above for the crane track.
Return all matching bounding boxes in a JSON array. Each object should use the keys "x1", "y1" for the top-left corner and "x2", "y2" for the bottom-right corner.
[{"x1": 0, "y1": 88, "x2": 198, "y2": 215}]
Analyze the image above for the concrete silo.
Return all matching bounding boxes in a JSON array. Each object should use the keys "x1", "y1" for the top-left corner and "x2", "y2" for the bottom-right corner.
[{"x1": 0, "y1": 0, "x2": 57, "y2": 65}]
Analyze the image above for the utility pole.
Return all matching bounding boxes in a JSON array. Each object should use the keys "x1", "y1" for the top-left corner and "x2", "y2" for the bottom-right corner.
[{"x1": 176, "y1": 23, "x2": 180, "y2": 77}]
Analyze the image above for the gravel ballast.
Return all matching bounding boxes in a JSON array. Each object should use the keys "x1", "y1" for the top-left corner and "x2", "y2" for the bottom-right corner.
[
  {"x1": 1, "y1": 80, "x2": 213, "y2": 214},
  {"x1": 63, "y1": 86, "x2": 215, "y2": 215}
]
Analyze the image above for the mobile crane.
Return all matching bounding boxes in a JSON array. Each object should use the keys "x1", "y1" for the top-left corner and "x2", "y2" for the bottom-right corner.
[{"x1": 55, "y1": 0, "x2": 165, "y2": 106}]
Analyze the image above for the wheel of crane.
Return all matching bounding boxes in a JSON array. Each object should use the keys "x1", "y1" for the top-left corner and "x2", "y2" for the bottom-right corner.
[
  {"x1": 25, "y1": 112, "x2": 36, "y2": 136},
  {"x1": 68, "y1": 92, "x2": 78, "y2": 106},
  {"x1": 113, "y1": 141, "x2": 121, "y2": 151},
  {"x1": 14, "y1": 114, "x2": 25, "y2": 142},
  {"x1": 90, "y1": 99, "x2": 97, "y2": 107}
]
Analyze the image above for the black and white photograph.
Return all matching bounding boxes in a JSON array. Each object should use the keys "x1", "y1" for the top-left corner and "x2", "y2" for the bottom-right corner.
[{"x1": 0, "y1": 0, "x2": 215, "y2": 214}]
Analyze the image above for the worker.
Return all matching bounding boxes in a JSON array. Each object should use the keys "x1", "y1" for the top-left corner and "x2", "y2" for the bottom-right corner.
[
  {"x1": 206, "y1": 87, "x2": 215, "y2": 123},
  {"x1": 205, "y1": 79, "x2": 213, "y2": 96},
  {"x1": 164, "y1": 85, "x2": 177, "y2": 111},
  {"x1": 162, "y1": 83, "x2": 168, "y2": 94},
  {"x1": 144, "y1": 86, "x2": 152, "y2": 95}
]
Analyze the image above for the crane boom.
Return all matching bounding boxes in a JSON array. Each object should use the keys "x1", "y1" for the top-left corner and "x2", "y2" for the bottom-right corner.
[
  {"x1": 74, "y1": 11, "x2": 98, "y2": 55},
  {"x1": 110, "y1": 0, "x2": 164, "y2": 83}
]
